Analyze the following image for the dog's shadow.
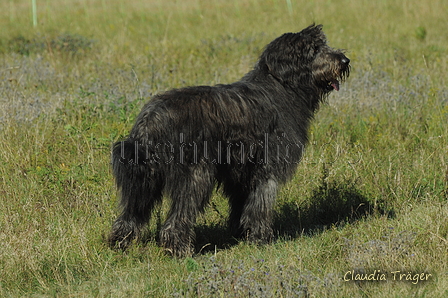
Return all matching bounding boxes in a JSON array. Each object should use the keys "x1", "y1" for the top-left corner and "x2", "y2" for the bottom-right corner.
[
  {"x1": 273, "y1": 181, "x2": 393, "y2": 239},
  {"x1": 194, "y1": 180, "x2": 393, "y2": 254}
]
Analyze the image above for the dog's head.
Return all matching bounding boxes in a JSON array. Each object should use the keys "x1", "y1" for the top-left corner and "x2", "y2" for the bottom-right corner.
[{"x1": 259, "y1": 24, "x2": 350, "y2": 96}]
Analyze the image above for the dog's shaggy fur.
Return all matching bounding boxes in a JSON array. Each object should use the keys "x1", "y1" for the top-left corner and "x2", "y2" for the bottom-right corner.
[{"x1": 108, "y1": 24, "x2": 350, "y2": 257}]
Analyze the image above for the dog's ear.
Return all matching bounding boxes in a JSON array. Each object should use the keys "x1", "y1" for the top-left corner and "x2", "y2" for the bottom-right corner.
[
  {"x1": 300, "y1": 24, "x2": 325, "y2": 42},
  {"x1": 259, "y1": 32, "x2": 301, "y2": 86},
  {"x1": 298, "y1": 24, "x2": 326, "y2": 60},
  {"x1": 300, "y1": 39, "x2": 318, "y2": 61}
]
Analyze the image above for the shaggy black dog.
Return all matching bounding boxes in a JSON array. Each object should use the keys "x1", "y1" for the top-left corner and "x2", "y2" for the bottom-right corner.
[{"x1": 108, "y1": 24, "x2": 350, "y2": 257}]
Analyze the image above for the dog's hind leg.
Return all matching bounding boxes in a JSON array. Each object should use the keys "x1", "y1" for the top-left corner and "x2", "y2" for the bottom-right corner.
[
  {"x1": 160, "y1": 164, "x2": 215, "y2": 257},
  {"x1": 108, "y1": 140, "x2": 163, "y2": 250}
]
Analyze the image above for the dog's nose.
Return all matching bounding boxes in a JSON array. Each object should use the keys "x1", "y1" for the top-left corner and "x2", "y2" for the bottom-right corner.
[{"x1": 341, "y1": 57, "x2": 350, "y2": 65}]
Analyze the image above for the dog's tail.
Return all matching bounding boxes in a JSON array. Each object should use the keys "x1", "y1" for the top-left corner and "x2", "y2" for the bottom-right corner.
[
  {"x1": 109, "y1": 139, "x2": 161, "y2": 249},
  {"x1": 112, "y1": 139, "x2": 150, "y2": 194}
]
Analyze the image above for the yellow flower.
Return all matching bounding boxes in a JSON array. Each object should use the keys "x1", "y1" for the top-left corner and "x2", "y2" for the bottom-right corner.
[{"x1": 59, "y1": 163, "x2": 70, "y2": 172}]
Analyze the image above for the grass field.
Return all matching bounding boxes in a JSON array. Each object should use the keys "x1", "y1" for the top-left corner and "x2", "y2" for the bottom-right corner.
[{"x1": 0, "y1": 0, "x2": 447, "y2": 297}]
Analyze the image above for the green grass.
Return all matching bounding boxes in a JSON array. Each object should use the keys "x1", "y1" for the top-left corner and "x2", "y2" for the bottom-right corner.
[{"x1": 1, "y1": 0, "x2": 447, "y2": 297}]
